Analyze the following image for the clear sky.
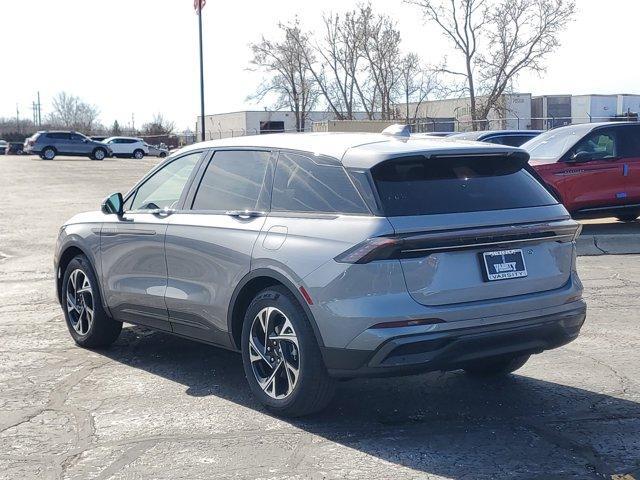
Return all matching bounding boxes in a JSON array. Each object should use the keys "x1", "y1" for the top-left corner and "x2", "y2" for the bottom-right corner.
[{"x1": 1, "y1": 0, "x2": 638, "y2": 131}]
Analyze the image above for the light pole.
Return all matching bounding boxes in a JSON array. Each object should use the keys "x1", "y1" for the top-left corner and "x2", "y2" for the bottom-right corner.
[{"x1": 196, "y1": 0, "x2": 206, "y2": 142}]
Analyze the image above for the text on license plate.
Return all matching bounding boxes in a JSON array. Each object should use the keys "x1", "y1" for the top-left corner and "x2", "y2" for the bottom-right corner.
[{"x1": 482, "y1": 249, "x2": 528, "y2": 281}]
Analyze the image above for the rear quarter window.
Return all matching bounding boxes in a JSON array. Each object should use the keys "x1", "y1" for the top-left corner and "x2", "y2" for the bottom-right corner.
[
  {"x1": 372, "y1": 155, "x2": 557, "y2": 216},
  {"x1": 271, "y1": 152, "x2": 369, "y2": 214}
]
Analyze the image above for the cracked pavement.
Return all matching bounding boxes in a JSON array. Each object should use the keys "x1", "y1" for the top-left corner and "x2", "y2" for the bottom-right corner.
[{"x1": 1, "y1": 155, "x2": 639, "y2": 479}]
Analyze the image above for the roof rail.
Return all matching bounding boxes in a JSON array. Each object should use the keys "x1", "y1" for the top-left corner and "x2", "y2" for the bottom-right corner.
[{"x1": 381, "y1": 124, "x2": 411, "y2": 138}]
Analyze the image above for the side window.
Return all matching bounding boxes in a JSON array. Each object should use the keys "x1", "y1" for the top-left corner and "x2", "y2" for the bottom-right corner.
[
  {"x1": 50, "y1": 132, "x2": 70, "y2": 140},
  {"x1": 130, "y1": 152, "x2": 202, "y2": 211},
  {"x1": 618, "y1": 127, "x2": 640, "y2": 158},
  {"x1": 271, "y1": 152, "x2": 369, "y2": 214},
  {"x1": 70, "y1": 133, "x2": 85, "y2": 142},
  {"x1": 191, "y1": 150, "x2": 272, "y2": 211},
  {"x1": 499, "y1": 135, "x2": 532, "y2": 147},
  {"x1": 570, "y1": 130, "x2": 617, "y2": 161}
]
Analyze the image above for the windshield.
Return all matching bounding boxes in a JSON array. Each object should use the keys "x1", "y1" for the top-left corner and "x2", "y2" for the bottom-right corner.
[{"x1": 521, "y1": 128, "x2": 585, "y2": 160}]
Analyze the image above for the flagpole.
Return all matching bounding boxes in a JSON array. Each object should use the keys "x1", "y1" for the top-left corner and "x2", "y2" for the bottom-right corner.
[{"x1": 198, "y1": 0, "x2": 205, "y2": 142}]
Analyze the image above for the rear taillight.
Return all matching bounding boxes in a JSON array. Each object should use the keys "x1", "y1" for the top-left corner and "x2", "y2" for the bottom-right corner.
[
  {"x1": 334, "y1": 237, "x2": 399, "y2": 264},
  {"x1": 334, "y1": 220, "x2": 581, "y2": 265}
]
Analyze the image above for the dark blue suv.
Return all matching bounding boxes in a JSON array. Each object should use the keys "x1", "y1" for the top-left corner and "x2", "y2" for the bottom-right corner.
[{"x1": 24, "y1": 131, "x2": 112, "y2": 160}]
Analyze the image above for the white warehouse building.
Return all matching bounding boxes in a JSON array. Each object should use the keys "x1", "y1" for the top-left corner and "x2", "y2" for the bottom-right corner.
[
  {"x1": 196, "y1": 110, "x2": 374, "y2": 140},
  {"x1": 405, "y1": 93, "x2": 533, "y2": 131}
]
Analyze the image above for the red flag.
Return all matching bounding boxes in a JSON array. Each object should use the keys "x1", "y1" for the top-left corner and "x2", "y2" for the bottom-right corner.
[{"x1": 194, "y1": 0, "x2": 206, "y2": 13}]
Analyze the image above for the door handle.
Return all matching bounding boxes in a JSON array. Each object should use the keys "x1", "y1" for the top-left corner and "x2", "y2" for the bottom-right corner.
[
  {"x1": 150, "y1": 207, "x2": 176, "y2": 217},
  {"x1": 225, "y1": 210, "x2": 263, "y2": 219}
]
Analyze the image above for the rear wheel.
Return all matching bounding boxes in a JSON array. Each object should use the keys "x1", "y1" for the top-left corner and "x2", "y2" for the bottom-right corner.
[
  {"x1": 42, "y1": 147, "x2": 56, "y2": 160},
  {"x1": 241, "y1": 286, "x2": 336, "y2": 417},
  {"x1": 617, "y1": 214, "x2": 638, "y2": 222},
  {"x1": 62, "y1": 255, "x2": 122, "y2": 348},
  {"x1": 463, "y1": 354, "x2": 530, "y2": 377},
  {"x1": 133, "y1": 149, "x2": 144, "y2": 159}
]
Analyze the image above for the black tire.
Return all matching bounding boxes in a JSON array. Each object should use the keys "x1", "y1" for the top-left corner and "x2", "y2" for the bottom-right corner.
[
  {"x1": 133, "y1": 149, "x2": 144, "y2": 159},
  {"x1": 617, "y1": 214, "x2": 638, "y2": 222},
  {"x1": 463, "y1": 354, "x2": 530, "y2": 377},
  {"x1": 92, "y1": 148, "x2": 107, "y2": 161},
  {"x1": 159, "y1": 152, "x2": 167, "y2": 158},
  {"x1": 42, "y1": 147, "x2": 56, "y2": 160},
  {"x1": 241, "y1": 286, "x2": 336, "y2": 417},
  {"x1": 62, "y1": 254, "x2": 122, "y2": 348}
]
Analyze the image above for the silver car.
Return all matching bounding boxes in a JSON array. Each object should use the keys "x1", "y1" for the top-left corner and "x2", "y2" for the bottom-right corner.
[{"x1": 54, "y1": 130, "x2": 586, "y2": 416}]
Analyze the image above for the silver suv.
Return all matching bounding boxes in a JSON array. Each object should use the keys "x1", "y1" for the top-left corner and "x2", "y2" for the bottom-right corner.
[{"x1": 54, "y1": 130, "x2": 586, "y2": 416}]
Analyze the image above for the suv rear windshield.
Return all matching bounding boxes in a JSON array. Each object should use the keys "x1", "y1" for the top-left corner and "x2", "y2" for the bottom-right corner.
[{"x1": 371, "y1": 155, "x2": 557, "y2": 216}]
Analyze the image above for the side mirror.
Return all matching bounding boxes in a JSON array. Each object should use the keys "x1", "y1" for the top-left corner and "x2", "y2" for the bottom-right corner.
[
  {"x1": 568, "y1": 151, "x2": 592, "y2": 163},
  {"x1": 101, "y1": 192, "x2": 124, "y2": 215}
]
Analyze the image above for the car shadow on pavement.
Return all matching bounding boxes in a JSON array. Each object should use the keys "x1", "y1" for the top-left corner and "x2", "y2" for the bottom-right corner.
[{"x1": 99, "y1": 325, "x2": 640, "y2": 479}]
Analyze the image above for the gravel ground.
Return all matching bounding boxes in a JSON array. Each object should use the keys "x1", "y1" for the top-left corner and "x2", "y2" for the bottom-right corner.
[{"x1": 1, "y1": 155, "x2": 639, "y2": 480}]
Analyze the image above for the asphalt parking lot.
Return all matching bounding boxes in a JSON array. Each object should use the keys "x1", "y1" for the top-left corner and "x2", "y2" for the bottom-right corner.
[{"x1": 1, "y1": 155, "x2": 639, "y2": 479}]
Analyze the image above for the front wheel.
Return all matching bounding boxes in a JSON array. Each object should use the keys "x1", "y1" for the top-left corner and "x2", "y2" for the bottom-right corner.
[
  {"x1": 463, "y1": 354, "x2": 530, "y2": 377},
  {"x1": 133, "y1": 149, "x2": 144, "y2": 159},
  {"x1": 62, "y1": 255, "x2": 122, "y2": 348},
  {"x1": 241, "y1": 286, "x2": 336, "y2": 417},
  {"x1": 92, "y1": 148, "x2": 106, "y2": 161},
  {"x1": 617, "y1": 214, "x2": 638, "y2": 223}
]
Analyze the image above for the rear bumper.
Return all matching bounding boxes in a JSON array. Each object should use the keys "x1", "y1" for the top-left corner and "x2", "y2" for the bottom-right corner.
[{"x1": 321, "y1": 302, "x2": 586, "y2": 378}]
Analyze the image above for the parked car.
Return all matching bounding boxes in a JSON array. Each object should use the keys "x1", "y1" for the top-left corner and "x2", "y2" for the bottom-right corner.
[
  {"x1": 523, "y1": 122, "x2": 640, "y2": 222},
  {"x1": 145, "y1": 142, "x2": 169, "y2": 158},
  {"x1": 0, "y1": 140, "x2": 8, "y2": 155},
  {"x1": 24, "y1": 131, "x2": 112, "y2": 160},
  {"x1": 102, "y1": 137, "x2": 148, "y2": 159},
  {"x1": 451, "y1": 130, "x2": 543, "y2": 147},
  {"x1": 6, "y1": 142, "x2": 26, "y2": 155},
  {"x1": 54, "y1": 130, "x2": 585, "y2": 416}
]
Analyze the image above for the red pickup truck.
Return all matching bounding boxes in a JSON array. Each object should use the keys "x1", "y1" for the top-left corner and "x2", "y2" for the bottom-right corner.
[{"x1": 523, "y1": 122, "x2": 640, "y2": 222}]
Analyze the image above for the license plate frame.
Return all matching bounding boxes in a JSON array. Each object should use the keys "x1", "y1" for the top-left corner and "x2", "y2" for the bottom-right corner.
[{"x1": 481, "y1": 249, "x2": 528, "y2": 282}]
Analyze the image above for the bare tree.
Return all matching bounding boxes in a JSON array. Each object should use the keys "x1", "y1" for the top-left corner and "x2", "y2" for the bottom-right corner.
[
  {"x1": 407, "y1": 0, "x2": 574, "y2": 128},
  {"x1": 359, "y1": 4, "x2": 403, "y2": 120},
  {"x1": 293, "y1": 11, "x2": 361, "y2": 120},
  {"x1": 398, "y1": 53, "x2": 439, "y2": 123},
  {"x1": 48, "y1": 92, "x2": 101, "y2": 132},
  {"x1": 249, "y1": 20, "x2": 319, "y2": 131},
  {"x1": 142, "y1": 113, "x2": 175, "y2": 136}
]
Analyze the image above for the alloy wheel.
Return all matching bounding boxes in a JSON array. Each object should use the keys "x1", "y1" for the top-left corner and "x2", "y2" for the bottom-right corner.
[
  {"x1": 44, "y1": 148, "x2": 55, "y2": 160},
  {"x1": 65, "y1": 269, "x2": 94, "y2": 336},
  {"x1": 94, "y1": 149, "x2": 105, "y2": 160},
  {"x1": 249, "y1": 307, "x2": 300, "y2": 399}
]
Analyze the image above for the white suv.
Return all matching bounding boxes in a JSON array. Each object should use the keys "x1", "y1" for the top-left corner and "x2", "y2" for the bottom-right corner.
[{"x1": 103, "y1": 137, "x2": 149, "y2": 159}]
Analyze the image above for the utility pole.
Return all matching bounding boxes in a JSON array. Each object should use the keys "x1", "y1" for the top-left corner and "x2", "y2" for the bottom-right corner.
[
  {"x1": 131, "y1": 113, "x2": 135, "y2": 133},
  {"x1": 37, "y1": 91, "x2": 42, "y2": 126},
  {"x1": 196, "y1": 0, "x2": 206, "y2": 142},
  {"x1": 16, "y1": 104, "x2": 20, "y2": 132}
]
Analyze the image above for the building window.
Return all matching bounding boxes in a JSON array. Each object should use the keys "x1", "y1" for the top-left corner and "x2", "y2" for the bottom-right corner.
[{"x1": 260, "y1": 121, "x2": 285, "y2": 134}]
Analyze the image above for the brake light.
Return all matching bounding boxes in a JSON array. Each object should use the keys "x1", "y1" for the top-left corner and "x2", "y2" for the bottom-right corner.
[{"x1": 334, "y1": 237, "x2": 399, "y2": 264}]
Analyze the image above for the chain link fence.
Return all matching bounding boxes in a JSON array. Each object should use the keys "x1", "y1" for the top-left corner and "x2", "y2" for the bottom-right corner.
[{"x1": 197, "y1": 114, "x2": 638, "y2": 143}]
